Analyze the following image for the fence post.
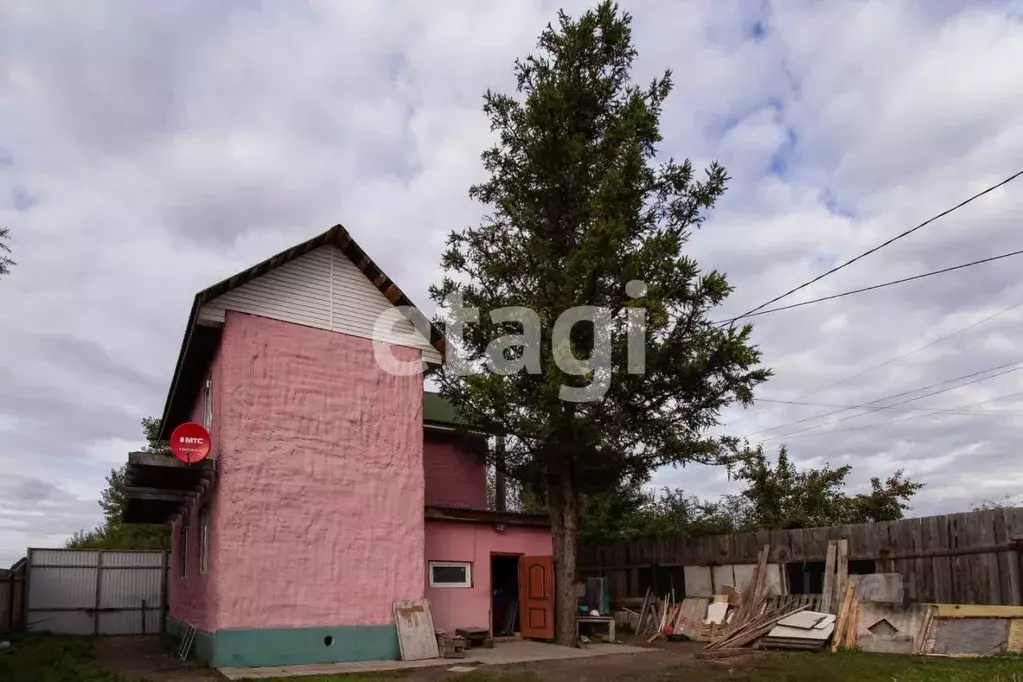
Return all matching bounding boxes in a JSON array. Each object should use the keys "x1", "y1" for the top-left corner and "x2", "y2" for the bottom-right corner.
[
  {"x1": 1009, "y1": 537, "x2": 1022, "y2": 607},
  {"x1": 161, "y1": 550, "x2": 169, "y2": 634},
  {"x1": 22, "y1": 550, "x2": 31, "y2": 633},
  {"x1": 94, "y1": 550, "x2": 104, "y2": 636}
]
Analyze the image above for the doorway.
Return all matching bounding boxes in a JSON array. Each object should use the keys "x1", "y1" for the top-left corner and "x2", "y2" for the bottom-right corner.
[{"x1": 491, "y1": 554, "x2": 520, "y2": 636}]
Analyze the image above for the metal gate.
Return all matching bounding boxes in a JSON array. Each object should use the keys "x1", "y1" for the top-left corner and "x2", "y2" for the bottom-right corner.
[{"x1": 25, "y1": 548, "x2": 168, "y2": 635}]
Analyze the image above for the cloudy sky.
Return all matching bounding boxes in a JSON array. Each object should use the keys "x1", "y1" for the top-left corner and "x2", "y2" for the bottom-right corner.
[{"x1": 2, "y1": 0, "x2": 1023, "y2": 566}]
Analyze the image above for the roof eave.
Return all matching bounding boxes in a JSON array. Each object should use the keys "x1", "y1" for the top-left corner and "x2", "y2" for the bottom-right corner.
[{"x1": 157, "y1": 224, "x2": 447, "y2": 440}]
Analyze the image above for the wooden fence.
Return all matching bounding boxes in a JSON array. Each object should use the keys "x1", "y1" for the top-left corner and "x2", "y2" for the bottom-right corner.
[
  {"x1": 0, "y1": 573, "x2": 25, "y2": 632},
  {"x1": 578, "y1": 507, "x2": 1023, "y2": 606}
]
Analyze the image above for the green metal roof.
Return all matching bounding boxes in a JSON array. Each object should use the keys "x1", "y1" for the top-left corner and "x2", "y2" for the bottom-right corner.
[{"x1": 423, "y1": 391, "x2": 468, "y2": 426}]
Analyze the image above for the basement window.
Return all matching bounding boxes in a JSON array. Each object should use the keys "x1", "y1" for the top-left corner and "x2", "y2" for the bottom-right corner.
[{"x1": 429, "y1": 561, "x2": 472, "y2": 588}]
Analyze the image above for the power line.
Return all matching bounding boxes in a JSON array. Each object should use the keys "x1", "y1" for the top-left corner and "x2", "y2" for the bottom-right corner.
[
  {"x1": 723, "y1": 168, "x2": 1023, "y2": 323},
  {"x1": 760, "y1": 364, "x2": 1022, "y2": 442},
  {"x1": 754, "y1": 397, "x2": 1023, "y2": 416},
  {"x1": 719, "y1": 249, "x2": 1023, "y2": 324},
  {"x1": 764, "y1": 389, "x2": 1023, "y2": 442},
  {"x1": 722, "y1": 297, "x2": 1023, "y2": 428},
  {"x1": 742, "y1": 361, "x2": 1021, "y2": 438}
]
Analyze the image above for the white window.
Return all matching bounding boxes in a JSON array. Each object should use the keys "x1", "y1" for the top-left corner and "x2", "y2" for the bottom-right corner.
[
  {"x1": 202, "y1": 376, "x2": 213, "y2": 430},
  {"x1": 429, "y1": 561, "x2": 472, "y2": 588},
  {"x1": 199, "y1": 508, "x2": 210, "y2": 574},
  {"x1": 179, "y1": 522, "x2": 188, "y2": 579}
]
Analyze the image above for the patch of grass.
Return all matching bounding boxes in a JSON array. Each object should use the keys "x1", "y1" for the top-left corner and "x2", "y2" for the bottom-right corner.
[
  {"x1": 450, "y1": 673, "x2": 540, "y2": 682},
  {"x1": 702, "y1": 650, "x2": 1023, "y2": 682},
  {"x1": 258, "y1": 668, "x2": 539, "y2": 682},
  {"x1": 0, "y1": 634, "x2": 142, "y2": 682}
]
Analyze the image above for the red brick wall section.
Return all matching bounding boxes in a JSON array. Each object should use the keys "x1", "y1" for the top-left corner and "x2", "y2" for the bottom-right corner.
[{"x1": 423, "y1": 433, "x2": 487, "y2": 509}]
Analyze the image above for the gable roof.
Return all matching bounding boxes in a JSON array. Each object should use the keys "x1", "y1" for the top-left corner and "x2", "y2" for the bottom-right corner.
[{"x1": 158, "y1": 224, "x2": 446, "y2": 440}]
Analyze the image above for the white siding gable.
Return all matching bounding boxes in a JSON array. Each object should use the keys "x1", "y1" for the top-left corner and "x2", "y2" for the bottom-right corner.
[{"x1": 200, "y1": 245, "x2": 441, "y2": 363}]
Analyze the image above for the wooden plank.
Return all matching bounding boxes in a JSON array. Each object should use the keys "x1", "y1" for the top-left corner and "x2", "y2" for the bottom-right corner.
[
  {"x1": 983, "y1": 510, "x2": 1002, "y2": 604},
  {"x1": 918, "y1": 515, "x2": 936, "y2": 602},
  {"x1": 948, "y1": 514, "x2": 967, "y2": 603},
  {"x1": 920, "y1": 609, "x2": 937, "y2": 654},
  {"x1": 821, "y1": 541, "x2": 837, "y2": 615},
  {"x1": 638, "y1": 587, "x2": 652, "y2": 629},
  {"x1": 844, "y1": 600, "x2": 859, "y2": 647},
  {"x1": 835, "y1": 539, "x2": 849, "y2": 611},
  {"x1": 993, "y1": 510, "x2": 1012, "y2": 606},
  {"x1": 933, "y1": 604, "x2": 1023, "y2": 618},
  {"x1": 830, "y1": 580, "x2": 856, "y2": 652},
  {"x1": 753, "y1": 545, "x2": 770, "y2": 600},
  {"x1": 790, "y1": 528, "x2": 806, "y2": 563},
  {"x1": 934, "y1": 515, "x2": 954, "y2": 604},
  {"x1": 393, "y1": 599, "x2": 440, "y2": 661},
  {"x1": 1008, "y1": 619, "x2": 1023, "y2": 653}
]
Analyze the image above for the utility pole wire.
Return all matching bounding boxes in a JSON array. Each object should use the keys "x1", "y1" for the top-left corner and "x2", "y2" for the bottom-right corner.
[
  {"x1": 754, "y1": 397, "x2": 1023, "y2": 416},
  {"x1": 719, "y1": 249, "x2": 1023, "y2": 323},
  {"x1": 721, "y1": 297, "x2": 1023, "y2": 428},
  {"x1": 760, "y1": 364, "x2": 1022, "y2": 441},
  {"x1": 763, "y1": 389, "x2": 1023, "y2": 442},
  {"x1": 741, "y1": 361, "x2": 1022, "y2": 438},
  {"x1": 723, "y1": 168, "x2": 1023, "y2": 323}
]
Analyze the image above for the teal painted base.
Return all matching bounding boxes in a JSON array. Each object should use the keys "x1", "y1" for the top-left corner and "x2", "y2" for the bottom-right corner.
[{"x1": 165, "y1": 616, "x2": 399, "y2": 668}]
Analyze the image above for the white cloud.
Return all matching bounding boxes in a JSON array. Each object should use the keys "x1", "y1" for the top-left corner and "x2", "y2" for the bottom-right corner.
[{"x1": 2, "y1": 0, "x2": 1023, "y2": 565}]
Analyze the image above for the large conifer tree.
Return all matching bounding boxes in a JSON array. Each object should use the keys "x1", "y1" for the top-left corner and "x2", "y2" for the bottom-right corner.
[{"x1": 431, "y1": 2, "x2": 770, "y2": 644}]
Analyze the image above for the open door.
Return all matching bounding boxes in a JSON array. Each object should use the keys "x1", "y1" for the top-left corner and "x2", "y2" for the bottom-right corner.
[{"x1": 518, "y1": 555, "x2": 554, "y2": 639}]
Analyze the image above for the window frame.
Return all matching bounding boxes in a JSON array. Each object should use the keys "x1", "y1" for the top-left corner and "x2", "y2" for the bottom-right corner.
[
  {"x1": 179, "y1": 522, "x2": 189, "y2": 579},
  {"x1": 428, "y1": 561, "x2": 472, "y2": 588},
  {"x1": 202, "y1": 376, "x2": 213, "y2": 431},
  {"x1": 199, "y1": 507, "x2": 210, "y2": 574}
]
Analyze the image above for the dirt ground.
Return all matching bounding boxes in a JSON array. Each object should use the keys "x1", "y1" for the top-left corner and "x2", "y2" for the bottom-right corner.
[
  {"x1": 88, "y1": 635, "x2": 782, "y2": 682},
  {"x1": 93, "y1": 636, "x2": 222, "y2": 681},
  {"x1": 403, "y1": 638, "x2": 770, "y2": 682},
  {"x1": 86, "y1": 634, "x2": 1023, "y2": 682}
]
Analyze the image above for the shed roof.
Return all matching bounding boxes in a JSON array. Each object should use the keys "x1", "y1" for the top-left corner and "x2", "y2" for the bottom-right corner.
[
  {"x1": 158, "y1": 224, "x2": 446, "y2": 440},
  {"x1": 423, "y1": 391, "x2": 466, "y2": 427}
]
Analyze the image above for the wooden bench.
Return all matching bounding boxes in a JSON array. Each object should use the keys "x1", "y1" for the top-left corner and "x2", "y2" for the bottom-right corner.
[{"x1": 577, "y1": 615, "x2": 615, "y2": 642}]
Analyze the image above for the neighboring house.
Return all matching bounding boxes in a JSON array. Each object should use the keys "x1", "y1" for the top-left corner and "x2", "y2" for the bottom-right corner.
[{"x1": 121, "y1": 226, "x2": 553, "y2": 669}]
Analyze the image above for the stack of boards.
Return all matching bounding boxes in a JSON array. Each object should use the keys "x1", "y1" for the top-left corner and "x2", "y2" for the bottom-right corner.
[{"x1": 761, "y1": 610, "x2": 836, "y2": 651}]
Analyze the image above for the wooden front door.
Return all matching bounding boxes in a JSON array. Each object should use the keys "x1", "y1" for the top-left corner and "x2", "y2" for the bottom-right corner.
[{"x1": 518, "y1": 555, "x2": 554, "y2": 639}]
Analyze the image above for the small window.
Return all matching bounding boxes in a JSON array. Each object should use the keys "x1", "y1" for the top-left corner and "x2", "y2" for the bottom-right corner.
[
  {"x1": 202, "y1": 376, "x2": 213, "y2": 430},
  {"x1": 199, "y1": 508, "x2": 210, "y2": 574},
  {"x1": 179, "y1": 522, "x2": 189, "y2": 579},
  {"x1": 429, "y1": 561, "x2": 472, "y2": 588}
]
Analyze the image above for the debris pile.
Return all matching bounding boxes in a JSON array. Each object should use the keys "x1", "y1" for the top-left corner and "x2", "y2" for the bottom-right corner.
[{"x1": 626, "y1": 541, "x2": 862, "y2": 653}]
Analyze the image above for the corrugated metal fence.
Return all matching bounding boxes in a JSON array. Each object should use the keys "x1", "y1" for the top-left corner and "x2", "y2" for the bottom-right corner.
[{"x1": 26, "y1": 549, "x2": 168, "y2": 635}]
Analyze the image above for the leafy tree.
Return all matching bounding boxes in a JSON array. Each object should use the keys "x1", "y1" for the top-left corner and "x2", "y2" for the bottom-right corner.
[
  {"x1": 576, "y1": 446, "x2": 924, "y2": 543},
  {"x1": 0, "y1": 227, "x2": 14, "y2": 278},
  {"x1": 430, "y1": 2, "x2": 769, "y2": 644},
  {"x1": 66, "y1": 417, "x2": 171, "y2": 550},
  {"x1": 971, "y1": 495, "x2": 1023, "y2": 511}
]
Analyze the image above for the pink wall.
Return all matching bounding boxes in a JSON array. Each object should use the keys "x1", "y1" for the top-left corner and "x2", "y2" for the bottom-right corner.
[
  {"x1": 423, "y1": 434, "x2": 487, "y2": 509},
  {"x1": 424, "y1": 519, "x2": 552, "y2": 634},
  {"x1": 174, "y1": 311, "x2": 426, "y2": 631},
  {"x1": 169, "y1": 336, "x2": 224, "y2": 631}
]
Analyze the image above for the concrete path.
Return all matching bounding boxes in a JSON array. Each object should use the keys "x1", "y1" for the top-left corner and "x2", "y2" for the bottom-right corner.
[{"x1": 219, "y1": 640, "x2": 653, "y2": 679}]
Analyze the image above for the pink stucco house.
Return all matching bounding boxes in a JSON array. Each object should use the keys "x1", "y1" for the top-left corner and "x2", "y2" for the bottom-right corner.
[{"x1": 122, "y1": 226, "x2": 553, "y2": 668}]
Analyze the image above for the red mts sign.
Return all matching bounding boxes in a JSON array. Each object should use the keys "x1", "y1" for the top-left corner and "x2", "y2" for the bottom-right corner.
[{"x1": 169, "y1": 422, "x2": 212, "y2": 463}]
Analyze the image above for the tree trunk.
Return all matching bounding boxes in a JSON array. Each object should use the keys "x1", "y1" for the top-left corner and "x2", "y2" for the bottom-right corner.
[
  {"x1": 549, "y1": 472, "x2": 579, "y2": 646},
  {"x1": 494, "y1": 436, "x2": 507, "y2": 512}
]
